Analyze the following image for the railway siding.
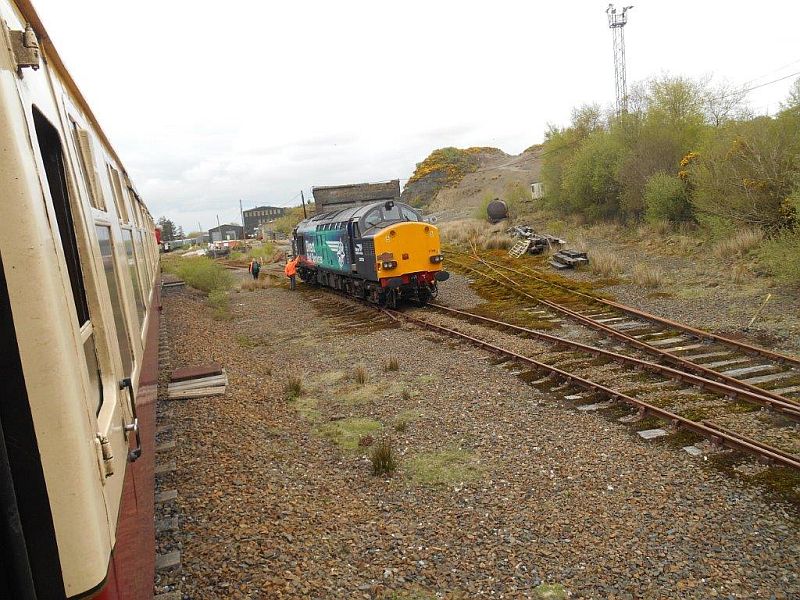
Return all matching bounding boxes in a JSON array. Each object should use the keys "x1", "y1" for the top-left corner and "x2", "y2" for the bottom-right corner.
[{"x1": 154, "y1": 276, "x2": 800, "y2": 598}]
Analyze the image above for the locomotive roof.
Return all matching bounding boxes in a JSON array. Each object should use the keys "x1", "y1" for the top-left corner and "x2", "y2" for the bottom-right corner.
[{"x1": 299, "y1": 200, "x2": 410, "y2": 228}]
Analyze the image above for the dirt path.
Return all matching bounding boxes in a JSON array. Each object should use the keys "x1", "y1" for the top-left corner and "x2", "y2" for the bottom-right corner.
[{"x1": 155, "y1": 282, "x2": 799, "y2": 599}]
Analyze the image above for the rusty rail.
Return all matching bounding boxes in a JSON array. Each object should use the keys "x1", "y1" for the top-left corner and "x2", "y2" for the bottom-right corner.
[
  {"x1": 449, "y1": 249, "x2": 800, "y2": 368},
  {"x1": 384, "y1": 306, "x2": 800, "y2": 471},
  {"x1": 449, "y1": 257, "x2": 800, "y2": 409},
  {"x1": 425, "y1": 303, "x2": 800, "y2": 419}
]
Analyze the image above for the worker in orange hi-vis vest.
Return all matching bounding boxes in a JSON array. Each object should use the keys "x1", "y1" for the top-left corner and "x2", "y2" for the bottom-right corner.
[{"x1": 284, "y1": 255, "x2": 300, "y2": 290}]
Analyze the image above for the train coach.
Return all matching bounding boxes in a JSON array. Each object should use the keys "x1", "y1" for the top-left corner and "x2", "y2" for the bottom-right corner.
[
  {"x1": 1, "y1": 1, "x2": 160, "y2": 598},
  {"x1": 292, "y1": 200, "x2": 449, "y2": 306}
]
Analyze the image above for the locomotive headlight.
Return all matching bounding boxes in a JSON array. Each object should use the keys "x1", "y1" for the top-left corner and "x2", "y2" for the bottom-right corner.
[
  {"x1": 381, "y1": 260, "x2": 397, "y2": 270},
  {"x1": 430, "y1": 254, "x2": 444, "y2": 264}
]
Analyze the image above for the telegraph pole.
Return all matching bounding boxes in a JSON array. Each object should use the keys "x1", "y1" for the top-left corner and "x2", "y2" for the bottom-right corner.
[
  {"x1": 300, "y1": 190, "x2": 307, "y2": 219},
  {"x1": 606, "y1": 4, "x2": 633, "y2": 115}
]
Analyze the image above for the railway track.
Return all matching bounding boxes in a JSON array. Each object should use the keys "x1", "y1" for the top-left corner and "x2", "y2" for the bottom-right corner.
[
  {"x1": 223, "y1": 255, "x2": 800, "y2": 471},
  {"x1": 378, "y1": 303, "x2": 800, "y2": 471},
  {"x1": 446, "y1": 251, "x2": 800, "y2": 408}
]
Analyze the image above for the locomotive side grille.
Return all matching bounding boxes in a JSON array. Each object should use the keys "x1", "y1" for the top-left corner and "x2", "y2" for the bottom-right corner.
[{"x1": 362, "y1": 238, "x2": 375, "y2": 259}]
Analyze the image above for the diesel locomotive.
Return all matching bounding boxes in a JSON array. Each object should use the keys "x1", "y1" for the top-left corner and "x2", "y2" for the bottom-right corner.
[
  {"x1": 1, "y1": 1, "x2": 160, "y2": 598},
  {"x1": 292, "y1": 200, "x2": 449, "y2": 306}
]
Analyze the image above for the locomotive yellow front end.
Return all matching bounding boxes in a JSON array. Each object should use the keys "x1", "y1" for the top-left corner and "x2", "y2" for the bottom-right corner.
[{"x1": 373, "y1": 220, "x2": 448, "y2": 303}]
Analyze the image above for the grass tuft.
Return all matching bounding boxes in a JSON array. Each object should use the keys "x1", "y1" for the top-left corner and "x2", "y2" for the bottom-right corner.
[
  {"x1": 370, "y1": 439, "x2": 398, "y2": 476},
  {"x1": 240, "y1": 277, "x2": 271, "y2": 291},
  {"x1": 631, "y1": 263, "x2": 665, "y2": 288},
  {"x1": 731, "y1": 263, "x2": 750, "y2": 284},
  {"x1": 284, "y1": 375, "x2": 303, "y2": 399},
  {"x1": 589, "y1": 248, "x2": 623, "y2": 277},
  {"x1": 712, "y1": 228, "x2": 764, "y2": 260},
  {"x1": 401, "y1": 388, "x2": 412, "y2": 402},
  {"x1": 317, "y1": 418, "x2": 382, "y2": 450},
  {"x1": 406, "y1": 448, "x2": 480, "y2": 485},
  {"x1": 207, "y1": 290, "x2": 231, "y2": 320},
  {"x1": 385, "y1": 356, "x2": 400, "y2": 371},
  {"x1": 353, "y1": 364, "x2": 368, "y2": 385}
]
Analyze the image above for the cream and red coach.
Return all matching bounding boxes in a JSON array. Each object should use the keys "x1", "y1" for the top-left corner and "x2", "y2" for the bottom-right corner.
[{"x1": 1, "y1": 1, "x2": 159, "y2": 598}]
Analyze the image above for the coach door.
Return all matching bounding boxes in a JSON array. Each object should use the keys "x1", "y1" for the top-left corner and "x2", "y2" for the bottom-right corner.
[{"x1": 33, "y1": 108, "x2": 131, "y2": 533}]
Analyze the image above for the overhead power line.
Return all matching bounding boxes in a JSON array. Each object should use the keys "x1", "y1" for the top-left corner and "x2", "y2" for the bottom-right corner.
[{"x1": 742, "y1": 69, "x2": 800, "y2": 94}]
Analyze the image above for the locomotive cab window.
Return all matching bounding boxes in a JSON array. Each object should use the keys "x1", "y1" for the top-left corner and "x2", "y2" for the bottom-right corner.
[{"x1": 363, "y1": 208, "x2": 381, "y2": 231}]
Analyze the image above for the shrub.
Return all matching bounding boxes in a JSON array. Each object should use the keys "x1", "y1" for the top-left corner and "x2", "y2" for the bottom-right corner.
[
  {"x1": 631, "y1": 263, "x2": 665, "y2": 288},
  {"x1": 758, "y1": 230, "x2": 800, "y2": 284},
  {"x1": 474, "y1": 193, "x2": 495, "y2": 221},
  {"x1": 284, "y1": 376, "x2": 303, "y2": 399},
  {"x1": 250, "y1": 242, "x2": 276, "y2": 262},
  {"x1": 711, "y1": 228, "x2": 764, "y2": 260},
  {"x1": 171, "y1": 257, "x2": 234, "y2": 293},
  {"x1": 643, "y1": 172, "x2": 692, "y2": 224},
  {"x1": 560, "y1": 132, "x2": 626, "y2": 221},
  {"x1": 589, "y1": 248, "x2": 623, "y2": 277},
  {"x1": 353, "y1": 365, "x2": 368, "y2": 385},
  {"x1": 369, "y1": 439, "x2": 398, "y2": 476},
  {"x1": 385, "y1": 356, "x2": 399, "y2": 371}
]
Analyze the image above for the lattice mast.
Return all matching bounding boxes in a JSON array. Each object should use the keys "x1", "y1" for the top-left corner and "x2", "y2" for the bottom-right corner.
[{"x1": 606, "y1": 4, "x2": 633, "y2": 114}]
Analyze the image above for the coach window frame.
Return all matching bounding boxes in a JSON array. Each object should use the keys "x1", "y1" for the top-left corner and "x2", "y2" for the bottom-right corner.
[{"x1": 63, "y1": 101, "x2": 142, "y2": 424}]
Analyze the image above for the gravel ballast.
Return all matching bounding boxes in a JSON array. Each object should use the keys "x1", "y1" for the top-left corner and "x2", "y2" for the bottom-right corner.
[{"x1": 155, "y1": 281, "x2": 799, "y2": 599}]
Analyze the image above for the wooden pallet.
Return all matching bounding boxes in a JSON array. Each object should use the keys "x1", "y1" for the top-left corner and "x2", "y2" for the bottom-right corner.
[{"x1": 508, "y1": 239, "x2": 531, "y2": 258}]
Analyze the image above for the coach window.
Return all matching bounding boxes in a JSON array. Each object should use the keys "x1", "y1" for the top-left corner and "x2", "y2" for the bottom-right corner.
[
  {"x1": 136, "y1": 230, "x2": 151, "y2": 285},
  {"x1": 96, "y1": 225, "x2": 134, "y2": 376},
  {"x1": 107, "y1": 165, "x2": 130, "y2": 222},
  {"x1": 33, "y1": 109, "x2": 104, "y2": 412},
  {"x1": 122, "y1": 230, "x2": 145, "y2": 326},
  {"x1": 71, "y1": 121, "x2": 106, "y2": 211}
]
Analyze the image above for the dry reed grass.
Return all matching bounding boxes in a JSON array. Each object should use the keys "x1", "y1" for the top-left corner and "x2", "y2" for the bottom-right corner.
[
  {"x1": 284, "y1": 376, "x2": 303, "y2": 399},
  {"x1": 631, "y1": 263, "x2": 665, "y2": 288},
  {"x1": 369, "y1": 439, "x2": 398, "y2": 476},
  {"x1": 240, "y1": 277, "x2": 271, "y2": 291},
  {"x1": 712, "y1": 228, "x2": 764, "y2": 260},
  {"x1": 589, "y1": 248, "x2": 624, "y2": 277},
  {"x1": 353, "y1": 364, "x2": 368, "y2": 385}
]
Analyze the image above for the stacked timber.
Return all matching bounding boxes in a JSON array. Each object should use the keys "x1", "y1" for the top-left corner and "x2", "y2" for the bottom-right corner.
[
  {"x1": 548, "y1": 249, "x2": 589, "y2": 270},
  {"x1": 168, "y1": 363, "x2": 227, "y2": 399}
]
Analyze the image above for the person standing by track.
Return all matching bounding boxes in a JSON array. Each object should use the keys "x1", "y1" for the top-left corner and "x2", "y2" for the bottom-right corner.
[
  {"x1": 249, "y1": 257, "x2": 261, "y2": 280},
  {"x1": 284, "y1": 255, "x2": 300, "y2": 290}
]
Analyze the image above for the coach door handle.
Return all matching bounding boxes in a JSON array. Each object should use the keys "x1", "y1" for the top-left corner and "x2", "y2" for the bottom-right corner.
[{"x1": 119, "y1": 378, "x2": 142, "y2": 461}]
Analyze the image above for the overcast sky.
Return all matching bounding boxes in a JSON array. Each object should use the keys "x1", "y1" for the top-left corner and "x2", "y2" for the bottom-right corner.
[{"x1": 33, "y1": 0, "x2": 800, "y2": 232}]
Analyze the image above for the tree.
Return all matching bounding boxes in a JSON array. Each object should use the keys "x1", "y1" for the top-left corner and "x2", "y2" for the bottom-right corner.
[
  {"x1": 703, "y1": 79, "x2": 749, "y2": 127},
  {"x1": 781, "y1": 77, "x2": 800, "y2": 111},
  {"x1": 157, "y1": 216, "x2": 176, "y2": 241},
  {"x1": 690, "y1": 112, "x2": 800, "y2": 231}
]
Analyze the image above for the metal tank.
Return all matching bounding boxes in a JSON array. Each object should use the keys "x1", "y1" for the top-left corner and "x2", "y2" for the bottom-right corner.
[{"x1": 487, "y1": 199, "x2": 508, "y2": 223}]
